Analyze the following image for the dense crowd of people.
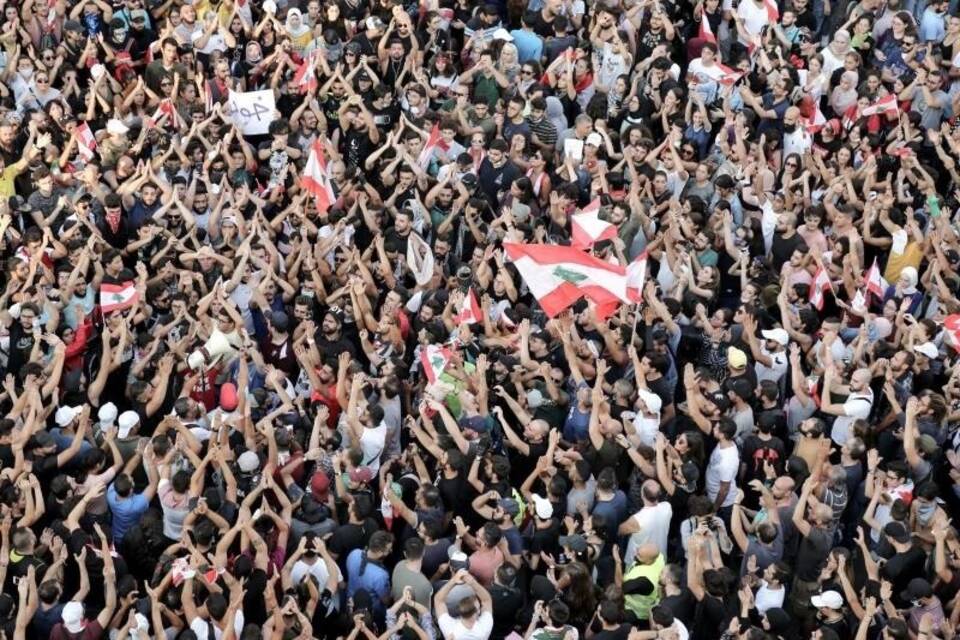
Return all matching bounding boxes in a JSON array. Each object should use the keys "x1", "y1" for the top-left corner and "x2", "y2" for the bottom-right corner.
[{"x1": 1, "y1": 0, "x2": 960, "y2": 639}]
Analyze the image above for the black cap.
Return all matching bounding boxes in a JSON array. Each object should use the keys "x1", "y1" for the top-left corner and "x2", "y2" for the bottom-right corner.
[
  {"x1": 715, "y1": 174, "x2": 736, "y2": 189},
  {"x1": 268, "y1": 310, "x2": 290, "y2": 332},
  {"x1": 900, "y1": 577, "x2": 933, "y2": 602}
]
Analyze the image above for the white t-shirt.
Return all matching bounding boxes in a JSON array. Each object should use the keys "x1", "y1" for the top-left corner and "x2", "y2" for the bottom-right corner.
[
  {"x1": 438, "y1": 611, "x2": 494, "y2": 640},
  {"x1": 737, "y1": 0, "x2": 769, "y2": 40},
  {"x1": 830, "y1": 392, "x2": 873, "y2": 445},
  {"x1": 755, "y1": 581, "x2": 785, "y2": 614},
  {"x1": 624, "y1": 501, "x2": 673, "y2": 563},
  {"x1": 190, "y1": 612, "x2": 245, "y2": 640},
  {"x1": 359, "y1": 423, "x2": 388, "y2": 471},
  {"x1": 755, "y1": 347, "x2": 788, "y2": 383},
  {"x1": 706, "y1": 444, "x2": 740, "y2": 508},
  {"x1": 291, "y1": 558, "x2": 344, "y2": 613}
]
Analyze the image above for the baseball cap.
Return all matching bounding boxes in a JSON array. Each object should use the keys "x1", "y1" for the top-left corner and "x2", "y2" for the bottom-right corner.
[
  {"x1": 761, "y1": 328, "x2": 790, "y2": 346},
  {"x1": 130, "y1": 9, "x2": 148, "y2": 22},
  {"x1": 268, "y1": 310, "x2": 290, "y2": 332},
  {"x1": 237, "y1": 451, "x2": 260, "y2": 473},
  {"x1": 106, "y1": 119, "x2": 129, "y2": 136},
  {"x1": 585, "y1": 132, "x2": 603, "y2": 147},
  {"x1": 637, "y1": 389, "x2": 662, "y2": 415},
  {"x1": 117, "y1": 411, "x2": 140, "y2": 438},
  {"x1": 900, "y1": 577, "x2": 933, "y2": 603},
  {"x1": 366, "y1": 16, "x2": 385, "y2": 30},
  {"x1": 558, "y1": 534, "x2": 587, "y2": 552},
  {"x1": 499, "y1": 497, "x2": 520, "y2": 517},
  {"x1": 97, "y1": 402, "x2": 118, "y2": 427},
  {"x1": 64, "y1": 20, "x2": 84, "y2": 33},
  {"x1": 62, "y1": 602, "x2": 86, "y2": 634},
  {"x1": 917, "y1": 434, "x2": 938, "y2": 455},
  {"x1": 310, "y1": 471, "x2": 330, "y2": 500},
  {"x1": 349, "y1": 466, "x2": 374, "y2": 484},
  {"x1": 492, "y1": 27, "x2": 514, "y2": 41},
  {"x1": 55, "y1": 406, "x2": 81, "y2": 427},
  {"x1": 913, "y1": 342, "x2": 938, "y2": 359},
  {"x1": 810, "y1": 590, "x2": 843, "y2": 610},
  {"x1": 530, "y1": 494, "x2": 553, "y2": 519},
  {"x1": 727, "y1": 346, "x2": 748, "y2": 369}
]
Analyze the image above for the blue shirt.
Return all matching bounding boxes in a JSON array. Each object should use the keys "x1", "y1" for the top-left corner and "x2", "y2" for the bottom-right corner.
[
  {"x1": 510, "y1": 29, "x2": 544, "y2": 63},
  {"x1": 346, "y1": 549, "x2": 390, "y2": 610},
  {"x1": 920, "y1": 8, "x2": 945, "y2": 42},
  {"x1": 107, "y1": 484, "x2": 150, "y2": 543}
]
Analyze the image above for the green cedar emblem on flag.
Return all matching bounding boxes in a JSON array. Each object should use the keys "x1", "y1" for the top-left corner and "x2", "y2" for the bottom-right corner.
[{"x1": 553, "y1": 266, "x2": 587, "y2": 284}]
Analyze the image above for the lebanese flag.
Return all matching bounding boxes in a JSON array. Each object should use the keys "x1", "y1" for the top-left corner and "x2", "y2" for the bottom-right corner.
[
  {"x1": 456, "y1": 287, "x2": 482, "y2": 325},
  {"x1": 809, "y1": 265, "x2": 832, "y2": 310},
  {"x1": 293, "y1": 52, "x2": 318, "y2": 94},
  {"x1": 100, "y1": 281, "x2": 139, "y2": 314},
  {"x1": 417, "y1": 123, "x2": 449, "y2": 169},
  {"x1": 764, "y1": 0, "x2": 780, "y2": 21},
  {"x1": 944, "y1": 315, "x2": 960, "y2": 352},
  {"x1": 864, "y1": 258, "x2": 888, "y2": 301},
  {"x1": 571, "y1": 199, "x2": 617, "y2": 250},
  {"x1": 626, "y1": 250, "x2": 648, "y2": 302},
  {"x1": 420, "y1": 344, "x2": 452, "y2": 383},
  {"x1": 861, "y1": 94, "x2": 899, "y2": 118},
  {"x1": 699, "y1": 16, "x2": 716, "y2": 43},
  {"x1": 717, "y1": 63, "x2": 745, "y2": 85},
  {"x1": 804, "y1": 104, "x2": 827, "y2": 133},
  {"x1": 851, "y1": 288, "x2": 867, "y2": 311},
  {"x1": 150, "y1": 98, "x2": 177, "y2": 122},
  {"x1": 300, "y1": 139, "x2": 337, "y2": 213},
  {"x1": 75, "y1": 122, "x2": 97, "y2": 161},
  {"x1": 503, "y1": 243, "x2": 630, "y2": 318},
  {"x1": 381, "y1": 492, "x2": 396, "y2": 529}
]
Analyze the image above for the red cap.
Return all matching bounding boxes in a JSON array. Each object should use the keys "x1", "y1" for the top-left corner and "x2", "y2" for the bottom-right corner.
[
  {"x1": 311, "y1": 471, "x2": 330, "y2": 498},
  {"x1": 219, "y1": 383, "x2": 238, "y2": 411},
  {"x1": 349, "y1": 466, "x2": 374, "y2": 484}
]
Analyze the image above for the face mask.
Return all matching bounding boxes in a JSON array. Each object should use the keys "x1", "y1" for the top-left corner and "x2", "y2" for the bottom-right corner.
[
  {"x1": 784, "y1": 123, "x2": 798, "y2": 133},
  {"x1": 301, "y1": 289, "x2": 315, "y2": 298}
]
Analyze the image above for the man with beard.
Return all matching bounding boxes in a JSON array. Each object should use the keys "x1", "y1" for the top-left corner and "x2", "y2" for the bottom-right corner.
[
  {"x1": 478, "y1": 139, "x2": 521, "y2": 211},
  {"x1": 315, "y1": 309, "x2": 359, "y2": 360}
]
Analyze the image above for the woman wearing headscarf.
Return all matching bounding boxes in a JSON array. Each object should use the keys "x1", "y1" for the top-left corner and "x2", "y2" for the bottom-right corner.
[
  {"x1": 828, "y1": 71, "x2": 859, "y2": 118},
  {"x1": 285, "y1": 8, "x2": 312, "y2": 54},
  {"x1": 884, "y1": 266, "x2": 924, "y2": 315}
]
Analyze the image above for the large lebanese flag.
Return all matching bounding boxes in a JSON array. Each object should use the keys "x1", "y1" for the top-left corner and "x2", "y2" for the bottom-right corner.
[
  {"x1": 504, "y1": 243, "x2": 630, "y2": 317},
  {"x1": 809, "y1": 265, "x2": 832, "y2": 310},
  {"x1": 764, "y1": 0, "x2": 779, "y2": 21},
  {"x1": 100, "y1": 281, "x2": 139, "y2": 314},
  {"x1": 300, "y1": 139, "x2": 337, "y2": 213},
  {"x1": 861, "y1": 94, "x2": 899, "y2": 118},
  {"x1": 626, "y1": 250, "x2": 648, "y2": 302},
  {"x1": 571, "y1": 199, "x2": 617, "y2": 250}
]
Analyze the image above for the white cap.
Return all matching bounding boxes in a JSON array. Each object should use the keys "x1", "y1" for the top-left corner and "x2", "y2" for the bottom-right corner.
[
  {"x1": 914, "y1": 342, "x2": 939, "y2": 359},
  {"x1": 810, "y1": 590, "x2": 843, "y2": 610},
  {"x1": 238, "y1": 450, "x2": 260, "y2": 473},
  {"x1": 585, "y1": 132, "x2": 603, "y2": 147},
  {"x1": 106, "y1": 119, "x2": 129, "y2": 136},
  {"x1": 117, "y1": 411, "x2": 140, "y2": 438},
  {"x1": 761, "y1": 328, "x2": 790, "y2": 346},
  {"x1": 263, "y1": 0, "x2": 277, "y2": 13},
  {"x1": 492, "y1": 27, "x2": 514, "y2": 41},
  {"x1": 637, "y1": 389, "x2": 662, "y2": 415},
  {"x1": 55, "y1": 406, "x2": 81, "y2": 427},
  {"x1": 98, "y1": 402, "x2": 118, "y2": 426},
  {"x1": 90, "y1": 63, "x2": 106, "y2": 81},
  {"x1": 62, "y1": 601, "x2": 86, "y2": 634},
  {"x1": 530, "y1": 494, "x2": 553, "y2": 519},
  {"x1": 187, "y1": 349, "x2": 206, "y2": 370}
]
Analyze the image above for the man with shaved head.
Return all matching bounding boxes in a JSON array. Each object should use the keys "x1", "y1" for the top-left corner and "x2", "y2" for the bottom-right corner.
[
  {"x1": 820, "y1": 367, "x2": 874, "y2": 446},
  {"x1": 619, "y1": 479, "x2": 672, "y2": 563}
]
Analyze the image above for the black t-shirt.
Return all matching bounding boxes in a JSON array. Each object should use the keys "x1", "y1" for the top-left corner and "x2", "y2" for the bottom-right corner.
[
  {"x1": 771, "y1": 232, "x2": 803, "y2": 272},
  {"x1": 527, "y1": 519, "x2": 561, "y2": 559},
  {"x1": 660, "y1": 588, "x2": 697, "y2": 626},
  {"x1": 243, "y1": 568, "x2": 269, "y2": 626},
  {"x1": 328, "y1": 519, "x2": 377, "y2": 558},
  {"x1": 795, "y1": 525, "x2": 831, "y2": 581},
  {"x1": 489, "y1": 584, "x2": 525, "y2": 640},
  {"x1": 647, "y1": 375, "x2": 675, "y2": 409},
  {"x1": 592, "y1": 625, "x2": 632, "y2": 640},
  {"x1": 882, "y1": 545, "x2": 927, "y2": 608},
  {"x1": 692, "y1": 594, "x2": 729, "y2": 640}
]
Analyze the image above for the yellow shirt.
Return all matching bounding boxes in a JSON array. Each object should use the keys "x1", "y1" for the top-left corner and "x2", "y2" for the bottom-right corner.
[
  {"x1": 884, "y1": 242, "x2": 923, "y2": 284},
  {"x1": 0, "y1": 159, "x2": 26, "y2": 199}
]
